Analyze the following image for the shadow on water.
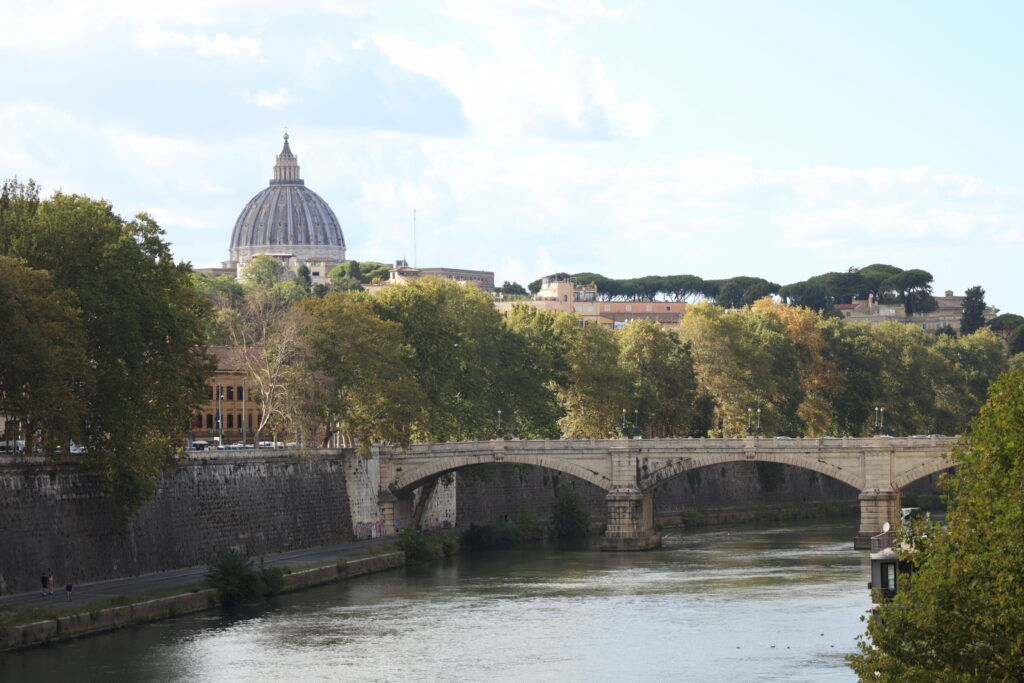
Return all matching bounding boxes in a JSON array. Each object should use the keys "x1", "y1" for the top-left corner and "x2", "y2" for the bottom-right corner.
[{"x1": 2, "y1": 518, "x2": 876, "y2": 682}]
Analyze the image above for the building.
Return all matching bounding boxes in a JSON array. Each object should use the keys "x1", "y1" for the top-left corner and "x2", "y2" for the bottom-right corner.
[
  {"x1": 838, "y1": 290, "x2": 998, "y2": 333},
  {"x1": 493, "y1": 274, "x2": 686, "y2": 327},
  {"x1": 363, "y1": 259, "x2": 495, "y2": 293},
  {"x1": 190, "y1": 347, "x2": 260, "y2": 446},
  {"x1": 197, "y1": 134, "x2": 347, "y2": 286}
]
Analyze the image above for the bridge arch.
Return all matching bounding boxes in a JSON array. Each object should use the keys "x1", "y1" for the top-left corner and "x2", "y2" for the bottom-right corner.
[
  {"x1": 638, "y1": 451, "x2": 866, "y2": 493},
  {"x1": 892, "y1": 457, "x2": 959, "y2": 491},
  {"x1": 390, "y1": 452, "x2": 612, "y2": 494}
]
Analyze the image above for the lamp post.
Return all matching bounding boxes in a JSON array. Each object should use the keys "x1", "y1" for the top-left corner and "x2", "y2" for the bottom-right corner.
[
  {"x1": 756, "y1": 408, "x2": 762, "y2": 438},
  {"x1": 633, "y1": 409, "x2": 639, "y2": 439},
  {"x1": 880, "y1": 407, "x2": 885, "y2": 436},
  {"x1": 496, "y1": 409, "x2": 504, "y2": 439},
  {"x1": 746, "y1": 408, "x2": 754, "y2": 437},
  {"x1": 621, "y1": 408, "x2": 628, "y2": 438},
  {"x1": 217, "y1": 386, "x2": 224, "y2": 445}
]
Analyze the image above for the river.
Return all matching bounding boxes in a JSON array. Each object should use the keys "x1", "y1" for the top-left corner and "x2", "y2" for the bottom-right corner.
[{"x1": 1, "y1": 518, "x2": 873, "y2": 682}]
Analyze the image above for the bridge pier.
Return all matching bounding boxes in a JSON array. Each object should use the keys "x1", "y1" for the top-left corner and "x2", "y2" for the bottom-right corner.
[
  {"x1": 855, "y1": 488, "x2": 901, "y2": 549},
  {"x1": 379, "y1": 489, "x2": 413, "y2": 533},
  {"x1": 602, "y1": 487, "x2": 661, "y2": 551}
]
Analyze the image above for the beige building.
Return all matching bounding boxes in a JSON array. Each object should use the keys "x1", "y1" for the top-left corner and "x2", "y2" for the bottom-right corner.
[
  {"x1": 191, "y1": 347, "x2": 260, "y2": 446},
  {"x1": 363, "y1": 260, "x2": 495, "y2": 293},
  {"x1": 493, "y1": 275, "x2": 686, "y2": 327},
  {"x1": 836, "y1": 290, "x2": 998, "y2": 333}
]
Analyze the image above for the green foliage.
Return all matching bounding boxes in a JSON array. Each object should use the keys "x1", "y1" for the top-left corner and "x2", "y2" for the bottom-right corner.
[
  {"x1": 988, "y1": 313, "x2": 1024, "y2": 334},
  {"x1": 848, "y1": 366, "x2": 1024, "y2": 680},
  {"x1": 556, "y1": 319, "x2": 630, "y2": 437},
  {"x1": 0, "y1": 181, "x2": 213, "y2": 511},
  {"x1": 204, "y1": 549, "x2": 283, "y2": 607},
  {"x1": 959, "y1": 285, "x2": 987, "y2": 336},
  {"x1": 618, "y1": 320, "x2": 698, "y2": 437},
  {"x1": 552, "y1": 483, "x2": 590, "y2": 538},
  {"x1": 1009, "y1": 326, "x2": 1024, "y2": 356},
  {"x1": 294, "y1": 293, "x2": 425, "y2": 449},
  {"x1": 0, "y1": 256, "x2": 90, "y2": 454},
  {"x1": 241, "y1": 255, "x2": 287, "y2": 287},
  {"x1": 397, "y1": 527, "x2": 458, "y2": 562}
]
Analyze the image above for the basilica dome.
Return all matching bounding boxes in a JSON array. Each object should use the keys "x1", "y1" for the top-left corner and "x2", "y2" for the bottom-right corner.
[{"x1": 229, "y1": 134, "x2": 346, "y2": 264}]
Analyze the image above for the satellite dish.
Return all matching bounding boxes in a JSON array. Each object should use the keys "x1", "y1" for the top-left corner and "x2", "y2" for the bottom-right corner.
[{"x1": 882, "y1": 522, "x2": 891, "y2": 532}]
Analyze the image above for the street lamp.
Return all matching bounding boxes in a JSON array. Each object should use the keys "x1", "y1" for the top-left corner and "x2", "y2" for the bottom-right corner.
[
  {"x1": 746, "y1": 408, "x2": 754, "y2": 437},
  {"x1": 621, "y1": 408, "x2": 628, "y2": 438},
  {"x1": 496, "y1": 409, "x2": 504, "y2": 439},
  {"x1": 756, "y1": 408, "x2": 762, "y2": 438},
  {"x1": 633, "y1": 409, "x2": 639, "y2": 439}
]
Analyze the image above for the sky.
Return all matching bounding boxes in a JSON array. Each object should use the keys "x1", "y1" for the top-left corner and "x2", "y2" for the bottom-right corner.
[{"x1": 2, "y1": 0, "x2": 1022, "y2": 311}]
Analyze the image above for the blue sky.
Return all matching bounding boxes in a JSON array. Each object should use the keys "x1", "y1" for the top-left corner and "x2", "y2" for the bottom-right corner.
[{"x1": 2, "y1": 1, "x2": 1022, "y2": 310}]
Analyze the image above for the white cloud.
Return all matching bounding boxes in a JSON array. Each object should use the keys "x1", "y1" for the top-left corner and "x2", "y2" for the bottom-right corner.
[
  {"x1": 249, "y1": 88, "x2": 295, "y2": 110},
  {"x1": 129, "y1": 24, "x2": 259, "y2": 59},
  {"x1": 371, "y1": 33, "x2": 656, "y2": 139}
]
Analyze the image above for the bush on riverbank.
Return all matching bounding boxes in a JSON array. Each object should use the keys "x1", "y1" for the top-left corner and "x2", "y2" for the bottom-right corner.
[
  {"x1": 552, "y1": 484, "x2": 590, "y2": 538},
  {"x1": 397, "y1": 528, "x2": 459, "y2": 563},
  {"x1": 205, "y1": 549, "x2": 285, "y2": 606}
]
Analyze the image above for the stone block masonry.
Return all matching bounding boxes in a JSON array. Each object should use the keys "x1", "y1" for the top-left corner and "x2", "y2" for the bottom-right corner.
[{"x1": 0, "y1": 452, "x2": 354, "y2": 595}]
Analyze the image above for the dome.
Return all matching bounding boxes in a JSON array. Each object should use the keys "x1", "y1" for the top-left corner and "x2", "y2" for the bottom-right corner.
[{"x1": 229, "y1": 134, "x2": 346, "y2": 264}]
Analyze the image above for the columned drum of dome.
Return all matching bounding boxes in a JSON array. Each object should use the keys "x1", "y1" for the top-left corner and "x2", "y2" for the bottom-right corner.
[{"x1": 229, "y1": 134, "x2": 346, "y2": 264}]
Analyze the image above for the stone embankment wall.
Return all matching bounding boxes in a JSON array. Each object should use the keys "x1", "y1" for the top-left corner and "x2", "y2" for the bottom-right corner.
[
  {"x1": 456, "y1": 461, "x2": 946, "y2": 527},
  {"x1": 0, "y1": 453, "x2": 354, "y2": 595}
]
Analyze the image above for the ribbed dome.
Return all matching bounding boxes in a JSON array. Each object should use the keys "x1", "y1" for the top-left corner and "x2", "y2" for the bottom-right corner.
[{"x1": 229, "y1": 134, "x2": 346, "y2": 264}]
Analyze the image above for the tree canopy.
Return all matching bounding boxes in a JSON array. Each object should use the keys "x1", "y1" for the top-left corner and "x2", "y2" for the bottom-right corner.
[
  {"x1": 848, "y1": 365, "x2": 1024, "y2": 680},
  {"x1": 0, "y1": 179, "x2": 213, "y2": 511}
]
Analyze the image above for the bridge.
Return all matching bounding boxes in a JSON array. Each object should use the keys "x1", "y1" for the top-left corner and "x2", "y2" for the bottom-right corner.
[{"x1": 377, "y1": 436, "x2": 959, "y2": 550}]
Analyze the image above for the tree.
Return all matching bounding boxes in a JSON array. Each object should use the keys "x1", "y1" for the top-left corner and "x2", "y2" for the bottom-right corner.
[
  {"x1": 294, "y1": 294, "x2": 425, "y2": 450},
  {"x1": 0, "y1": 184, "x2": 213, "y2": 511},
  {"x1": 959, "y1": 286, "x2": 987, "y2": 336},
  {"x1": 0, "y1": 256, "x2": 90, "y2": 454},
  {"x1": 880, "y1": 269, "x2": 934, "y2": 315},
  {"x1": 987, "y1": 313, "x2": 1024, "y2": 337},
  {"x1": 295, "y1": 264, "x2": 312, "y2": 293},
  {"x1": 848, "y1": 365, "x2": 1024, "y2": 680},
  {"x1": 498, "y1": 280, "x2": 527, "y2": 296},
  {"x1": 555, "y1": 318, "x2": 630, "y2": 438},
  {"x1": 241, "y1": 255, "x2": 286, "y2": 287},
  {"x1": 1009, "y1": 326, "x2": 1024, "y2": 356},
  {"x1": 372, "y1": 277, "x2": 514, "y2": 441},
  {"x1": 617, "y1": 320, "x2": 697, "y2": 437}
]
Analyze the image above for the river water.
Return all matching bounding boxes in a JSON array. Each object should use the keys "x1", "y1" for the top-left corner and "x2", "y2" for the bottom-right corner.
[{"x1": 2, "y1": 519, "x2": 873, "y2": 682}]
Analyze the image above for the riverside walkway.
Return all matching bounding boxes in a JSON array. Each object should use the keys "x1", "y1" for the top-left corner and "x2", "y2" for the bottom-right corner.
[{"x1": 0, "y1": 536, "x2": 400, "y2": 612}]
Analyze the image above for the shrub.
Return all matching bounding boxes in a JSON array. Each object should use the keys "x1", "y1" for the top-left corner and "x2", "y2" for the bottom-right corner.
[
  {"x1": 205, "y1": 549, "x2": 284, "y2": 606},
  {"x1": 459, "y1": 522, "x2": 523, "y2": 550},
  {"x1": 552, "y1": 484, "x2": 590, "y2": 538},
  {"x1": 398, "y1": 527, "x2": 437, "y2": 563}
]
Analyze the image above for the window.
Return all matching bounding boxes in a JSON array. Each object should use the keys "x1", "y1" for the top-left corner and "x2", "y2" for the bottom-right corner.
[
  {"x1": 238, "y1": 414, "x2": 243, "y2": 431},
  {"x1": 312, "y1": 271, "x2": 320, "y2": 276},
  {"x1": 666, "y1": 306, "x2": 671, "y2": 311},
  {"x1": 206, "y1": 414, "x2": 213, "y2": 429},
  {"x1": 248, "y1": 414, "x2": 253, "y2": 430},
  {"x1": 626, "y1": 305, "x2": 632, "y2": 312},
  {"x1": 208, "y1": 385, "x2": 214, "y2": 400},
  {"x1": 227, "y1": 415, "x2": 234, "y2": 429},
  {"x1": 880, "y1": 562, "x2": 897, "y2": 590},
  {"x1": 227, "y1": 386, "x2": 234, "y2": 401},
  {"x1": 646, "y1": 305, "x2": 653, "y2": 311},
  {"x1": 237, "y1": 386, "x2": 244, "y2": 401}
]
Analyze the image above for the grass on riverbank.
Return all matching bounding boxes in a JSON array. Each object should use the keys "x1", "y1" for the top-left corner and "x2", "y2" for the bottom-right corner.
[{"x1": 0, "y1": 582, "x2": 209, "y2": 635}]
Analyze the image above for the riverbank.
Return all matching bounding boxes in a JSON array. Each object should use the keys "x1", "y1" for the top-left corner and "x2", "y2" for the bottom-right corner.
[{"x1": 0, "y1": 551, "x2": 405, "y2": 653}]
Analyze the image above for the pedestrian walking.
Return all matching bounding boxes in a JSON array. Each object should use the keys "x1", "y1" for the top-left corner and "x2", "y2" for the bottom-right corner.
[
  {"x1": 47, "y1": 571, "x2": 54, "y2": 596},
  {"x1": 65, "y1": 583, "x2": 73, "y2": 602},
  {"x1": 40, "y1": 571, "x2": 48, "y2": 596},
  {"x1": 0, "y1": 572, "x2": 7, "y2": 596}
]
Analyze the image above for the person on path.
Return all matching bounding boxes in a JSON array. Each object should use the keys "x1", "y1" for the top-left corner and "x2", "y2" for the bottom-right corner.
[
  {"x1": 40, "y1": 571, "x2": 48, "y2": 596},
  {"x1": 47, "y1": 571, "x2": 54, "y2": 596},
  {"x1": 65, "y1": 582, "x2": 73, "y2": 602},
  {"x1": 0, "y1": 572, "x2": 7, "y2": 596}
]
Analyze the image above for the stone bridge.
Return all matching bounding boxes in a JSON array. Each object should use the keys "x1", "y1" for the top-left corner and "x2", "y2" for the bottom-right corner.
[{"x1": 377, "y1": 436, "x2": 959, "y2": 550}]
